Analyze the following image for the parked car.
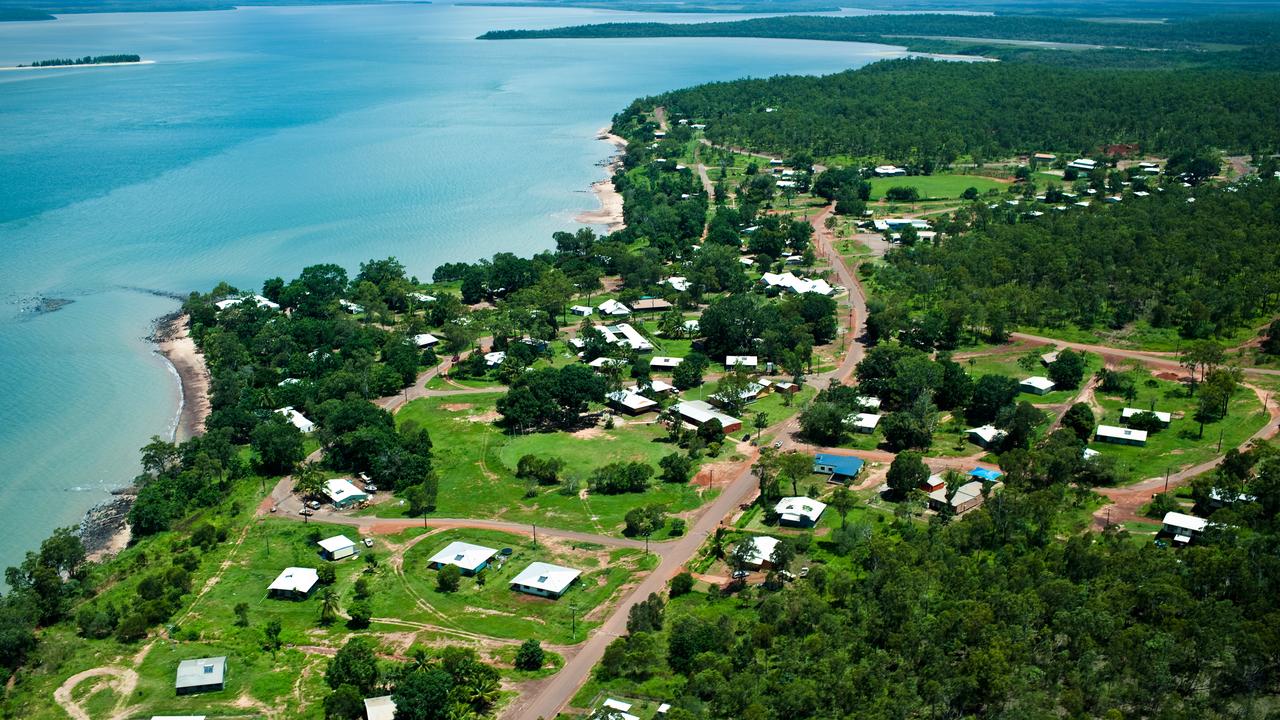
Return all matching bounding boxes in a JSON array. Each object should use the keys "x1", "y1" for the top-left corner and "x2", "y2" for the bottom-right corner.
[
  {"x1": 773, "y1": 440, "x2": 783, "y2": 449},
  {"x1": 799, "y1": 566, "x2": 810, "y2": 578},
  {"x1": 306, "y1": 500, "x2": 321, "y2": 510},
  {"x1": 299, "y1": 508, "x2": 313, "y2": 517},
  {"x1": 731, "y1": 569, "x2": 748, "y2": 579},
  {"x1": 365, "y1": 484, "x2": 378, "y2": 494},
  {"x1": 363, "y1": 538, "x2": 374, "y2": 548},
  {"x1": 779, "y1": 570, "x2": 796, "y2": 581}
]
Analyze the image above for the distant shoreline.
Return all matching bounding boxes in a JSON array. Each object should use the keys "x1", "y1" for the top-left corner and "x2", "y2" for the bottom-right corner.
[
  {"x1": 153, "y1": 312, "x2": 211, "y2": 442},
  {"x1": 574, "y1": 128, "x2": 627, "y2": 232},
  {"x1": 0, "y1": 59, "x2": 154, "y2": 72}
]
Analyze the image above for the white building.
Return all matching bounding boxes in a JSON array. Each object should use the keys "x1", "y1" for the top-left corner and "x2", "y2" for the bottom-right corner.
[
  {"x1": 631, "y1": 379, "x2": 676, "y2": 395},
  {"x1": 483, "y1": 351, "x2": 506, "y2": 367},
  {"x1": 739, "y1": 536, "x2": 780, "y2": 568},
  {"x1": 510, "y1": 561, "x2": 581, "y2": 599},
  {"x1": 595, "y1": 323, "x2": 652, "y2": 352},
  {"x1": 364, "y1": 696, "x2": 396, "y2": 720},
  {"x1": 1161, "y1": 511, "x2": 1208, "y2": 544},
  {"x1": 1121, "y1": 407, "x2": 1172, "y2": 425},
  {"x1": 775, "y1": 497, "x2": 826, "y2": 527},
  {"x1": 967, "y1": 425, "x2": 1006, "y2": 448},
  {"x1": 760, "y1": 271, "x2": 835, "y2": 296},
  {"x1": 413, "y1": 333, "x2": 440, "y2": 349},
  {"x1": 673, "y1": 400, "x2": 742, "y2": 433},
  {"x1": 268, "y1": 567, "x2": 318, "y2": 599},
  {"x1": 274, "y1": 406, "x2": 315, "y2": 433},
  {"x1": 1020, "y1": 376, "x2": 1056, "y2": 395},
  {"x1": 650, "y1": 356, "x2": 683, "y2": 370},
  {"x1": 1096, "y1": 424, "x2": 1147, "y2": 446},
  {"x1": 214, "y1": 294, "x2": 279, "y2": 312},
  {"x1": 410, "y1": 292, "x2": 436, "y2": 303},
  {"x1": 1067, "y1": 158, "x2": 1098, "y2": 172},
  {"x1": 872, "y1": 218, "x2": 930, "y2": 232},
  {"x1": 570, "y1": 305, "x2": 593, "y2": 317},
  {"x1": 597, "y1": 299, "x2": 631, "y2": 317},
  {"x1": 324, "y1": 478, "x2": 369, "y2": 508},
  {"x1": 607, "y1": 390, "x2": 658, "y2": 415},
  {"x1": 725, "y1": 355, "x2": 758, "y2": 369},
  {"x1": 665, "y1": 276, "x2": 691, "y2": 292},
  {"x1": 874, "y1": 165, "x2": 907, "y2": 176},
  {"x1": 588, "y1": 356, "x2": 629, "y2": 369},
  {"x1": 847, "y1": 412, "x2": 882, "y2": 434},
  {"x1": 338, "y1": 299, "x2": 364, "y2": 314},
  {"x1": 317, "y1": 535, "x2": 356, "y2": 561},
  {"x1": 427, "y1": 541, "x2": 497, "y2": 575}
]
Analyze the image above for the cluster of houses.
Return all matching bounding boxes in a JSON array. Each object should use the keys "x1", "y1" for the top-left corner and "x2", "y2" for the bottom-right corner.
[{"x1": 427, "y1": 540, "x2": 582, "y2": 599}]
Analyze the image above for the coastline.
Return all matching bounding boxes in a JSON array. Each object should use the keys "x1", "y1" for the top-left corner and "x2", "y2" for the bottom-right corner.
[
  {"x1": 574, "y1": 128, "x2": 627, "y2": 232},
  {"x1": 0, "y1": 59, "x2": 155, "y2": 72}
]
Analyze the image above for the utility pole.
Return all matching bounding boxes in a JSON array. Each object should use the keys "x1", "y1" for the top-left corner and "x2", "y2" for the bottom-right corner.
[
  {"x1": 1164, "y1": 468, "x2": 1170, "y2": 493},
  {"x1": 532, "y1": 523, "x2": 537, "y2": 548},
  {"x1": 1218, "y1": 428, "x2": 1224, "y2": 452},
  {"x1": 570, "y1": 601, "x2": 578, "y2": 640}
]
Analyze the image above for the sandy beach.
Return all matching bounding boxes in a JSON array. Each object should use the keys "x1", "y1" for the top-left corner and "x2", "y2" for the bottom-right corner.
[
  {"x1": 0, "y1": 59, "x2": 156, "y2": 72},
  {"x1": 575, "y1": 129, "x2": 627, "y2": 232},
  {"x1": 155, "y1": 312, "x2": 211, "y2": 442}
]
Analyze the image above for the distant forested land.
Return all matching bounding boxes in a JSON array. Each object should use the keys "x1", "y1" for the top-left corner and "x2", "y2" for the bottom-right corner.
[
  {"x1": 626, "y1": 58, "x2": 1280, "y2": 160},
  {"x1": 480, "y1": 12, "x2": 1280, "y2": 49},
  {"x1": 0, "y1": 7, "x2": 53, "y2": 19},
  {"x1": 20, "y1": 54, "x2": 140, "y2": 66},
  {"x1": 0, "y1": 0, "x2": 422, "y2": 16},
  {"x1": 865, "y1": 180, "x2": 1280, "y2": 344}
]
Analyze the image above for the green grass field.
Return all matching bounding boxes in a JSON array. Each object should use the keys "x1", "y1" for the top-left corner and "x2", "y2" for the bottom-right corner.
[
  {"x1": 868, "y1": 174, "x2": 1007, "y2": 200},
  {"x1": 374, "y1": 528, "x2": 649, "y2": 645},
  {"x1": 960, "y1": 349, "x2": 1103, "y2": 405},
  {"x1": 1088, "y1": 377, "x2": 1268, "y2": 482}
]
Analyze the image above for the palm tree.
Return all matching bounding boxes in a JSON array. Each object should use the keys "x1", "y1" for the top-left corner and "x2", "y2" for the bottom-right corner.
[
  {"x1": 319, "y1": 587, "x2": 339, "y2": 625},
  {"x1": 293, "y1": 462, "x2": 326, "y2": 501}
]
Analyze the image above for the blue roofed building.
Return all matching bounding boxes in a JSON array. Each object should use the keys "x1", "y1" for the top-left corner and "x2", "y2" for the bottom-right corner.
[
  {"x1": 969, "y1": 467, "x2": 1003, "y2": 483},
  {"x1": 813, "y1": 453, "x2": 864, "y2": 483}
]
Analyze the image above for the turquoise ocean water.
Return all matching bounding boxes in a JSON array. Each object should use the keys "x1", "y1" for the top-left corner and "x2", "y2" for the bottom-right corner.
[{"x1": 0, "y1": 3, "x2": 909, "y2": 569}]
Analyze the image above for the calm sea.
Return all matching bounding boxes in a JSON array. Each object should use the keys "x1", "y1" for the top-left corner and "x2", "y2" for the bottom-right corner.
[{"x1": 0, "y1": 3, "x2": 909, "y2": 569}]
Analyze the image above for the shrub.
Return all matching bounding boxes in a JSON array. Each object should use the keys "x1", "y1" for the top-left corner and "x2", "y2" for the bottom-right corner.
[
  {"x1": 514, "y1": 639, "x2": 545, "y2": 671},
  {"x1": 670, "y1": 572, "x2": 695, "y2": 598},
  {"x1": 436, "y1": 564, "x2": 461, "y2": 593}
]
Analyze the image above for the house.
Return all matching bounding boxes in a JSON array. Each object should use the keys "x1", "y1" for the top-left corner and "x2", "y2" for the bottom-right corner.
[
  {"x1": 967, "y1": 425, "x2": 1006, "y2": 449},
  {"x1": 412, "y1": 333, "x2": 440, "y2": 349},
  {"x1": 1020, "y1": 376, "x2": 1056, "y2": 395},
  {"x1": 775, "y1": 497, "x2": 826, "y2": 527},
  {"x1": 1067, "y1": 158, "x2": 1098, "y2": 172},
  {"x1": 1096, "y1": 424, "x2": 1147, "y2": 446},
  {"x1": 874, "y1": 164, "x2": 907, "y2": 177},
  {"x1": 597, "y1": 299, "x2": 631, "y2": 317},
  {"x1": 599, "y1": 700, "x2": 639, "y2": 720},
  {"x1": 682, "y1": 319, "x2": 701, "y2": 335},
  {"x1": 772, "y1": 380, "x2": 799, "y2": 394},
  {"x1": 927, "y1": 480, "x2": 993, "y2": 514},
  {"x1": 673, "y1": 400, "x2": 742, "y2": 433},
  {"x1": 596, "y1": 323, "x2": 652, "y2": 352},
  {"x1": 813, "y1": 453, "x2": 864, "y2": 483},
  {"x1": 214, "y1": 294, "x2": 279, "y2": 312},
  {"x1": 339, "y1": 299, "x2": 364, "y2": 314},
  {"x1": 665, "y1": 276, "x2": 690, "y2": 292},
  {"x1": 317, "y1": 535, "x2": 357, "y2": 561},
  {"x1": 364, "y1": 695, "x2": 397, "y2": 720},
  {"x1": 325, "y1": 478, "x2": 369, "y2": 508},
  {"x1": 873, "y1": 218, "x2": 930, "y2": 232},
  {"x1": 710, "y1": 382, "x2": 766, "y2": 409},
  {"x1": 427, "y1": 541, "x2": 497, "y2": 575},
  {"x1": 650, "y1": 356, "x2": 683, "y2": 370},
  {"x1": 1082, "y1": 448, "x2": 1101, "y2": 460},
  {"x1": 410, "y1": 292, "x2": 436, "y2": 303},
  {"x1": 607, "y1": 390, "x2": 658, "y2": 415},
  {"x1": 1208, "y1": 488, "x2": 1257, "y2": 508},
  {"x1": 175, "y1": 656, "x2": 226, "y2": 696},
  {"x1": 846, "y1": 412, "x2": 881, "y2": 434},
  {"x1": 268, "y1": 567, "x2": 318, "y2": 600},
  {"x1": 854, "y1": 395, "x2": 882, "y2": 411},
  {"x1": 483, "y1": 351, "x2": 506, "y2": 367},
  {"x1": 1033, "y1": 152, "x2": 1056, "y2": 162},
  {"x1": 588, "y1": 356, "x2": 629, "y2": 370},
  {"x1": 759, "y1": 272, "x2": 835, "y2": 296},
  {"x1": 739, "y1": 536, "x2": 780, "y2": 569},
  {"x1": 921, "y1": 474, "x2": 946, "y2": 492},
  {"x1": 632, "y1": 379, "x2": 676, "y2": 395},
  {"x1": 1161, "y1": 511, "x2": 1208, "y2": 544},
  {"x1": 1040, "y1": 351, "x2": 1059, "y2": 366},
  {"x1": 275, "y1": 406, "x2": 315, "y2": 433},
  {"x1": 632, "y1": 298, "x2": 673, "y2": 313},
  {"x1": 725, "y1": 355, "x2": 758, "y2": 369},
  {"x1": 968, "y1": 467, "x2": 1003, "y2": 483},
  {"x1": 1121, "y1": 407, "x2": 1172, "y2": 426},
  {"x1": 510, "y1": 561, "x2": 581, "y2": 599}
]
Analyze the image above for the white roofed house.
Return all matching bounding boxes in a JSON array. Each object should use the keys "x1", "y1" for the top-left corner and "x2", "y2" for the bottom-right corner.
[
  {"x1": 738, "y1": 535, "x2": 780, "y2": 569},
  {"x1": 268, "y1": 567, "x2": 318, "y2": 600},
  {"x1": 412, "y1": 333, "x2": 440, "y2": 349},
  {"x1": 631, "y1": 379, "x2": 676, "y2": 396},
  {"x1": 665, "y1": 276, "x2": 691, "y2": 292},
  {"x1": 774, "y1": 497, "x2": 827, "y2": 528},
  {"x1": 483, "y1": 351, "x2": 506, "y2": 367},
  {"x1": 1161, "y1": 511, "x2": 1208, "y2": 544},
  {"x1": 597, "y1": 299, "x2": 631, "y2": 317},
  {"x1": 338, "y1": 299, "x2": 364, "y2": 314},
  {"x1": 673, "y1": 400, "x2": 743, "y2": 434},
  {"x1": 1019, "y1": 376, "x2": 1056, "y2": 395},
  {"x1": 967, "y1": 425, "x2": 1006, "y2": 449},
  {"x1": 650, "y1": 356, "x2": 683, "y2": 370},
  {"x1": 711, "y1": 382, "x2": 766, "y2": 410},
  {"x1": 846, "y1": 412, "x2": 882, "y2": 434},
  {"x1": 427, "y1": 541, "x2": 498, "y2": 575},
  {"x1": 324, "y1": 478, "x2": 369, "y2": 508},
  {"x1": 410, "y1": 292, "x2": 436, "y2": 303},
  {"x1": 317, "y1": 535, "x2": 357, "y2": 561},
  {"x1": 174, "y1": 656, "x2": 227, "y2": 695},
  {"x1": 607, "y1": 389, "x2": 658, "y2": 415},
  {"x1": 215, "y1": 294, "x2": 279, "y2": 312},
  {"x1": 598, "y1": 323, "x2": 653, "y2": 352},
  {"x1": 874, "y1": 164, "x2": 907, "y2": 176},
  {"x1": 854, "y1": 395, "x2": 882, "y2": 411},
  {"x1": 1121, "y1": 407, "x2": 1172, "y2": 426},
  {"x1": 1067, "y1": 158, "x2": 1098, "y2": 172},
  {"x1": 510, "y1": 561, "x2": 581, "y2": 599},
  {"x1": 725, "y1": 355, "x2": 758, "y2": 370},
  {"x1": 364, "y1": 696, "x2": 397, "y2": 720},
  {"x1": 275, "y1": 406, "x2": 315, "y2": 433},
  {"x1": 570, "y1": 305, "x2": 593, "y2": 317},
  {"x1": 1096, "y1": 424, "x2": 1147, "y2": 446}
]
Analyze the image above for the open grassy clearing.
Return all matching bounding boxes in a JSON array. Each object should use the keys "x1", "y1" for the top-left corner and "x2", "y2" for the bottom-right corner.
[
  {"x1": 1016, "y1": 318, "x2": 1270, "y2": 353},
  {"x1": 373, "y1": 528, "x2": 651, "y2": 645},
  {"x1": 867, "y1": 174, "x2": 1007, "y2": 200},
  {"x1": 1088, "y1": 377, "x2": 1268, "y2": 482},
  {"x1": 960, "y1": 348, "x2": 1102, "y2": 405}
]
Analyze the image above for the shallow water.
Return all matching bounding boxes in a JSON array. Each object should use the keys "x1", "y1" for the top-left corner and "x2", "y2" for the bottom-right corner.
[{"x1": 0, "y1": 2, "x2": 909, "y2": 568}]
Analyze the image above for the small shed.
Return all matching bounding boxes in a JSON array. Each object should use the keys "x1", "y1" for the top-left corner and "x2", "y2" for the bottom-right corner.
[
  {"x1": 175, "y1": 657, "x2": 226, "y2": 696},
  {"x1": 570, "y1": 305, "x2": 593, "y2": 317},
  {"x1": 650, "y1": 356, "x2": 684, "y2": 370},
  {"x1": 317, "y1": 535, "x2": 356, "y2": 561},
  {"x1": 510, "y1": 562, "x2": 581, "y2": 599},
  {"x1": 1020, "y1": 376, "x2": 1056, "y2": 395}
]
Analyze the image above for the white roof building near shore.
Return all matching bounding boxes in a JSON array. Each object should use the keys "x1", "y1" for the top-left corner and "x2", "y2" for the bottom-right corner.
[
  {"x1": 413, "y1": 333, "x2": 440, "y2": 348},
  {"x1": 651, "y1": 356, "x2": 683, "y2": 369},
  {"x1": 1122, "y1": 407, "x2": 1172, "y2": 424},
  {"x1": 268, "y1": 567, "x2": 318, "y2": 595},
  {"x1": 741, "y1": 535, "x2": 780, "y2": 567},
  {"x1": 510, "y1": 561, "x2": 581, "y2": 597},
  {"x1": 215, "y1": 294, "x2": 279, "y2": 311},
  {"x1": 725, "y1": 355, "x2": 758, "y2": 368},
  {"x1": 774, "y1": 497, "x2": 826, "y2": 525},
  {"x1": 274, "y1": 406, "x2": 315, "y2": 433},
  {"x1": 364, "y1": 696, "x2": 397, "y2": 720},
  {"x1": 598, "y1": 299, "x2": 631, "y2": 316},
  {"x1": 427, "y1": 541, "x2": 497, "y2": 574}
]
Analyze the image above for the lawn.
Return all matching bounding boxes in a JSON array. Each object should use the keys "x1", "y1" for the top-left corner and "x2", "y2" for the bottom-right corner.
[
  {"x1": 379, "y1": 394, "x2": 717, "y2": 535},
  {"x1": 1088, "y1": 377, "x2": 1269, "y2": 482},
  {"x1": 867, "y1": 174, "x2": 1007, "y2": 200},
  {"x1": 377, "y1": 528, "x2": 650, "y2": 645},
  {"x1": 960, "y1": 349, "x2": 1103, "y2": 405}
]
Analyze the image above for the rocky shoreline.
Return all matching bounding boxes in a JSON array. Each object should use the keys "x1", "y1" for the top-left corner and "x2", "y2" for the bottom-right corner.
[{"x1": 80, "y1": 494, "x2": 134, "y2": 561}]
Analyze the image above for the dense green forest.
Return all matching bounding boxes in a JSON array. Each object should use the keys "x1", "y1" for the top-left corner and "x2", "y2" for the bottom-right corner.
[
  {"x1": 625, "y1": 58, "x2": 1280, "y2": 161},
  {"x1": 863, "y1": 179, "x2": 1280, "y2": 346},
  {"x1": 599, "y1": 439, "x2": 1280, "y2": 720},
  {"x1": 479, "y1": 12, "x2": 1280, "y2": 49},
  {"x1": 20, "y1": 53, "x2": 139, "y2": 66}
]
